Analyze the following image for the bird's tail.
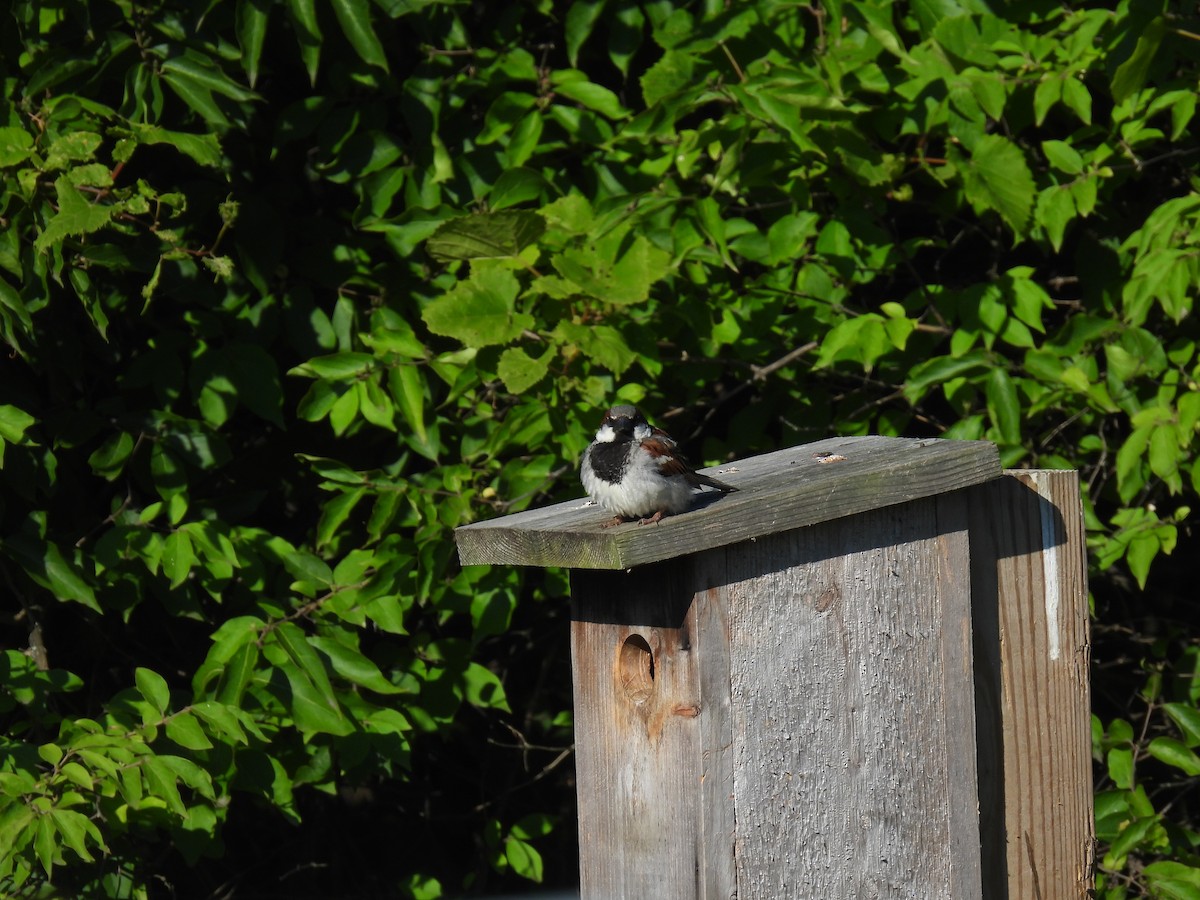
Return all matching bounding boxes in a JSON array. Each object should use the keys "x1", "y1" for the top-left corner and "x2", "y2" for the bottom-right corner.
[{"x1": 692, "y1": 472, "x2": 738, "y2": 493}]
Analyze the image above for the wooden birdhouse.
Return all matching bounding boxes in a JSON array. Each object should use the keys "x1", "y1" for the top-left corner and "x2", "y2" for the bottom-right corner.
[{"x1": 455, "y1": 436, "x2": 1093, "y2": 899}]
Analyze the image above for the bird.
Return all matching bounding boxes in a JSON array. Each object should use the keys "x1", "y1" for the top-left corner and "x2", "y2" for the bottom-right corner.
[{"x1": 580, "y1": 405, "x2": 738, "y2": 528}]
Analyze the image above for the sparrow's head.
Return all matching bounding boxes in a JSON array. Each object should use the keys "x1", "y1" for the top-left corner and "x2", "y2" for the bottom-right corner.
[{"x1": 595, "y1": 405, "x2": 646, "y2": 443}]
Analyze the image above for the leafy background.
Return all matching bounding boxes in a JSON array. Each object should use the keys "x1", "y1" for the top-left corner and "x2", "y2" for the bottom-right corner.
[{"x1": 1, "y1": 0, "x2": 1199, "y2": 896}]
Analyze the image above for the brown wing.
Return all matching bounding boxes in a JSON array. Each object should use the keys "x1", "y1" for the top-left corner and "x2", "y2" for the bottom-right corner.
[
  {"x1": 649, "y1": 425, "x2": 677, "y2": 447},
  {"x1": 641, "y1": 437, "x2": 738, "y2": 491},
  {"x1": 640, "y1": 437, "x2": 693, "y2": 479}
]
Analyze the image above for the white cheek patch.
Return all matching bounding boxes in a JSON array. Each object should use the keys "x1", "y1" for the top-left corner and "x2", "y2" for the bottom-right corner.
[{"x1": 595, "y1": 423, "x2": 617, "y2": 443}]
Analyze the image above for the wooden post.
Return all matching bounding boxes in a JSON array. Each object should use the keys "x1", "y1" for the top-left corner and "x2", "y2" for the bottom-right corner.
[
  {"x1": 454, "y1": 436, "x2": 1093, "y2": 899},
  {"x1": 968, "y1": 471, "x2": 1094, "y2": 898}
]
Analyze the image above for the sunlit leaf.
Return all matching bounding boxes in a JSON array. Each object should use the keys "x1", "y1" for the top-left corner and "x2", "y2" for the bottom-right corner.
[{"x1": 426, "y1": 211, "x2": 546, "y2": 262}]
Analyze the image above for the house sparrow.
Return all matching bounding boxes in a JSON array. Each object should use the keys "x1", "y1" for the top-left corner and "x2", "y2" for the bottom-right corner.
[{"x1": 580, "y1": 405, "x2": 738, "y2": 528}]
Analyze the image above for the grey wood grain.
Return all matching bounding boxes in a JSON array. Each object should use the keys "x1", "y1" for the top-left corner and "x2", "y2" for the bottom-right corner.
[
  {"x1": 968, "y1": 471, "x2": 1093, "y2": 899},
  {"x1": 723, "y1": 496, "x2": 981, "y2": 898},
  {"x1": 571, "y1": 562, "x2": 708, "y2": 899},
  {"x1": 456, "y1": 435, "x2": 1001, "y2": 570},
  {"x1": 569, "y1": 497, "x2": 983, "y2": 899}
]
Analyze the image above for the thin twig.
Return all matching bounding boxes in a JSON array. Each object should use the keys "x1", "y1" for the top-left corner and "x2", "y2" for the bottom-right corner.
[{"x1": 719, "y1": 41, "x2": 746, "y2": 83}]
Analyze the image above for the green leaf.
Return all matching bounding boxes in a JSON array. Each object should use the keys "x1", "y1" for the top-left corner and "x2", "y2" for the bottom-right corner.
[
  {"x1": 135, "y1": 667, "x2": 171, "y2": 716},
  {"x1": 497, "y1": 346, "x2": 550, "y2": 394},
  {"x1": 165, "y1": 711, "x2": 214, "y2": 750},
  {"x1": 42, "y1": 542, "x2": 101, "y2": 613},
  {"x1": 88, "y1": 432, "x2": 135, "y2": 480},
  {"x1": 236, "y1": 0, "x2": 271, "y2": 88},
  {"x1": 552, "y1": 75, "x2": 629, "y2": 119},
  {"x1": 553, "y1": 321, "x2": 636, "y2": 376},
  {"x1": 505, "y1": 110, "x2": 544, "y2": 167},
  {"x1": 1163, "y1": 703, "x2": 1200, "y2": 747},
  {"x1": 1033, "y1": 77, "x2": 1061, "y2": 126},
  {"x1": 855, "y1": 1, "x2": 909, "y2": 59},
  {"x1": 355, "y1": 379, "x2": 395, "y2": 430},
  {"x1": 953, "y1": 135, "x2": 1035, "y2": 235},
  {"x1": 332, "y1": 0, "x2": 389, "y2": 71},
  {"x1": 35, "y1": 815, "x2": 59, "y2": 876},
  {"x1": 608, "y1": 5, "x2": 645, "y2": 76},
  {"x1": 1111, "y1": 16, "x2": 1167, "y2": 104},
  {"x1": 552, "y1": 79, "x2": 628, "y2": 121},
  {"x1": 0, "y1": 403, "x2": 36, "y2": 446},
  {"x1": 34, "y1": 176, "x2": 116, "y2": 253},
  {"x1": 505, "y1": 836, "x2": 544, "y2": 883},
  {"x1": 1041, "y1": 140, "x2": 1083, "y2": 175},
  {"x1": 283, "y1": 663, "x2": 354, "y2": 736},
  {"x1": 1035, "y1": 187, "x2": 1075, "y2": 253},
  {"x1": 511, "y1": 813, "x2": 555, "y2": 840},
  {"x1": 193, "y1": 699, "x2": 250, "y2": 743},
  {"x1": 1148, "y1": 425, "x2": 1179, "y2": 482},
  {"x1": 161, "y1": 53, "x2": 260, "y2": 102},
  {"x1": 1147, "y1": 737, "x2": 1200, "y2": 776},
  {"x1": 1106, "y1": 746, "x2": 1133, "y2": 789},
  {"x1": 488, "y1": 168, "x2": 549, "y2": 211},
  {"x1": 388, "y1": 365, "x2": 428, "y2": 446},
  {"x1": 49, "y1": 809, "x2": 102, "y2": 863},
  {"x1": 422, "y1": 265, "x2": 532, "y2": 348},
  {"x1": 310, "y1": 635, "x2": 403, "y2": 694},
  {"x1": 985, "y1": 368, "x2": 1021, "y2": 445},
  {"x1": 128, "y1": 124, "x2": 224, "y2": 168},
  {"x1": 281, "y1": 550, "x2": 334, "y2": 587},
  {"x1": 553, "y1": 232, "x2": 671, "y2": 305},
  {"x1": 161, "y1": 72, "x2": 229, "y2": 127},
  {"x1": 565, "y1": 0, "x2": 607, "y2": 68},
  {"x1": 162, "y1": 530, "x2": 195, "y2": 588},
  {"x1": 272, "y1": 622, "x2": 353, "y2": 735},
  {"x1": 316, "y1": 487, "x2": 366, "y2": 549},
  {"x1": 1126, "y1": 532, "x2": 1160, "y2": 590},
  {"x1": 903, "y1": 352, "x2": 990, "y2": 402},
  {"x1": 142, "y1": 755, "x2": 187, "y2": 816},
  {"x1": 463, "y1": 662, "x2": 510, "y2": 711},
  {"x1": 1060, "y1": 77, "x2": 1092, "y2": 126},
  {"x1": 0, "y1": 126, "x2": 35, "y2": 167},
  {"x1": 59, "y1": 762, "x2": 94, "y2": 791},
  {"x1": 287, "y1": 0, "x2": 322, "y2": 83},
  {"x1": 1144, "y1": 861, "x2": 1200, "y2": 897},
  {"x1": 426, "y1": 211, "x2": 546, "y2": 262},
  {"x1": 1115, "y1": 426, "x2": 1151, "y2": 503},
  {"x1": 816, "y1": 315, "x2": 889, "y2": 369},
  {"x1": 291, "y1": 352, "x2": 376, "y2": 381}
]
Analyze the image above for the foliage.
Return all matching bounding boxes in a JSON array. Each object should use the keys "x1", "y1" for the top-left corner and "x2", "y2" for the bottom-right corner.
[{"x1": 0, "y1": 0, "x2": 1198, "y2": 896}]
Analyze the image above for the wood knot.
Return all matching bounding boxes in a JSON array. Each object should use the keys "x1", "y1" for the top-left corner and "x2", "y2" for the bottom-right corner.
[
  {"x1": 672, "y1": 704, "x2": 701, "y2": 718},
  {"x1": 813, "y1": 586, "x2": 839, "y2": 614}
]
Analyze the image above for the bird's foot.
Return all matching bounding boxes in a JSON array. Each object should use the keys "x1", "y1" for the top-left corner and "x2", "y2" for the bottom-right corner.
[
  {"x1": 600, "y1": 515, "x2": 628, "y2": 529},
  {"x1": 638, "y1": 510, "x2": 668, "y2": 526}
]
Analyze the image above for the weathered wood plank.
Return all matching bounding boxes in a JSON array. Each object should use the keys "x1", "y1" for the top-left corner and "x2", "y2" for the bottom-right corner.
[
  {"x1": 724, "y1": 495, "x2": 981, "y2": 898},
  {"x1": 693, "y1": 554, "x2": 738, "y2": 900},
  {"x1": 571, "y1": 561, "x2": 714, "y2": 899},
  {"x1": 968, "y1": 471, "x2": 1094, "y2": 899},
  {"x1": 570, "y1": 496, "x2": 983, "y2": 899},
  {"x1": 456, "y1": 435, "x2": 1001, "y2": 570}
]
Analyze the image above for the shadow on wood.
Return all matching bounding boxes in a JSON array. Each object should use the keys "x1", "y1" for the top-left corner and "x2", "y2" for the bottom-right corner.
[{"x1": 968, "y1": 472, "x2": 1093, "y2": 900}]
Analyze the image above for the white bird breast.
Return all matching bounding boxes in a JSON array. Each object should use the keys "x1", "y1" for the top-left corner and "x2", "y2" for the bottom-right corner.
[{"x1": 582, "y1": 445, "x2": 696, "y2": 518}]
